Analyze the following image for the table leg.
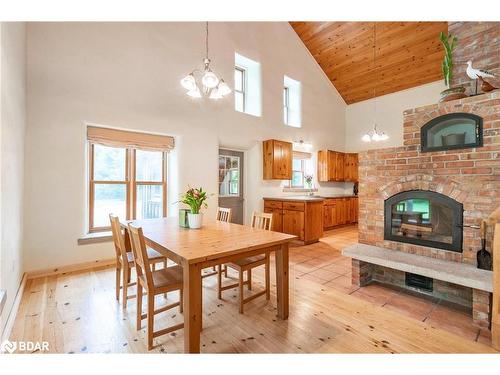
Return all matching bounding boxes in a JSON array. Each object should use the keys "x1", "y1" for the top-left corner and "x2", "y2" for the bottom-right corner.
[
  {"x1": 183, "y1": 262, "x2": 202, "y2": 353},
  {"x1": 275, "y1": 242, "x2": 289, "y2": 319}
]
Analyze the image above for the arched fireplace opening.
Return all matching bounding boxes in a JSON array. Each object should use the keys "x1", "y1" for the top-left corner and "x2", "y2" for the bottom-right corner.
[{"x1": 384, "y1": 190, "x2": 463, "y2": 252}]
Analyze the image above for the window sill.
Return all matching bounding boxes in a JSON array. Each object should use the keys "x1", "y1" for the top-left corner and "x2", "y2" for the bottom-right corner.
[
  {"x1": 78, "y1": 231, "x2": 113, "y2": 246},
  {"x1": 282, "y1": 187, "x2": 318, "y2": 193}
]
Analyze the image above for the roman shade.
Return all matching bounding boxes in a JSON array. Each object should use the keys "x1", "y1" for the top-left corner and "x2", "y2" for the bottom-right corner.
[
  {"x1": 292, "y1": 151, "x2": 312, "y2": 160},
  {"x1": 87, "y1": 126, "x2": 174, "y2": 151}
]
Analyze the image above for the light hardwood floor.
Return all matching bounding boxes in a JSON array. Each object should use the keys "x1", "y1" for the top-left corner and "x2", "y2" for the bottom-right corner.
[{"x1": 9, "y1": 226, "x2": 497, "y2": 353}]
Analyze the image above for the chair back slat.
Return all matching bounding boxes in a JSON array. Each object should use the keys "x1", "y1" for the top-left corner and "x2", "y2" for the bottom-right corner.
[
  {"x1": 216, "y1": 207, "x2": 232, "y2": 223},
  {"x1": 127, "y1": 224, "x2": 154, "y2": 288},
  {"x1": 251, "y1": 212, "x2": 273, "y2": 231},
  {"x1": 109, "y1": 214, "x2": 128, "y2": 262}
]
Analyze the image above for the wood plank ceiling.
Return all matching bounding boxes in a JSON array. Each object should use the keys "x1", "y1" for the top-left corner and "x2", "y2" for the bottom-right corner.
[{"x1": 290, "y1": 22, "x2": 448, "y2": 104}]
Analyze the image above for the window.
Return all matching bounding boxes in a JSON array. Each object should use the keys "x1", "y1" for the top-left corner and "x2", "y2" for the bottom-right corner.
[
  {"x1": 283, "y1": 75, "x2": 301, "y2": 127},
  {"x1": 234, "y1": 66, "x2": 246, "y2": 113},
  {"x1": 291, "y1": 158, "x2": 305, "y2": 188},
  {"x1": 234, "y1": 53, "x2": 261, "y2": 117},
  {"x1": 283, "y1": 86, "x2": 290, "y2": 125},
  {"x1": 218, "y1": 155, "x2": 240, "y2": 197},
  {"x1": 288, "y1": 152, "x2": 313, "y2": 188},
  {"x1": 87, "y1": 126, "x2": 173, "y2": 232}
]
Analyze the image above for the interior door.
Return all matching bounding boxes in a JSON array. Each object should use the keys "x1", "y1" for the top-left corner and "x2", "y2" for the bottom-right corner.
[{"x1": 218, "y1": 149, "x2": 244, "y2": 224}]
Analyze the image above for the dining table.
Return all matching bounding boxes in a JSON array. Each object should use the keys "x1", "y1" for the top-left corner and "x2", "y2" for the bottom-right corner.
[{"x1": 120, "y1": 216, "x2": 297, "y2": 353}]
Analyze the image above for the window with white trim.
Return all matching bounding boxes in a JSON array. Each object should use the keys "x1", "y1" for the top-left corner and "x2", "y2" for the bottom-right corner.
[
  {"x1": 234, "y1": 66, "x2": 246, "y2": 113},
  {"x1": 283, "y1": 75, "x2": 301, "y2": 127},
  {"x1": 234, "y1": 53, "x2": 261, "y2": 117}
]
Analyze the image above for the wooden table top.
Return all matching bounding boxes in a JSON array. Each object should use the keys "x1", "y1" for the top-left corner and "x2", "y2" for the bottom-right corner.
[{"x1": 121, "y1": 217, "x2": 296, "y2": 264}]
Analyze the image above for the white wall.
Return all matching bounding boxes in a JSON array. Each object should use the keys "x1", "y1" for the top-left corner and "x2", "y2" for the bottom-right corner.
[
  {"x1": 0, "y1": 22, "x2": 26, "y2": 333},
  {"x1": 345, "y1": 81, "x2": 446, "y2": 152},
  {"x1": 24, "y1": 22, "x2": 347, "y2": 271}
]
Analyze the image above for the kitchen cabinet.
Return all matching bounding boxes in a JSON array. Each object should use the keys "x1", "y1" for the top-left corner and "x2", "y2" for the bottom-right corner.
[
  {"x1": 263, "y1": 139, "x2": 292, "y2": 180},
  {"x1": 323, "y1": 197, "x2": 358, "y2": 229},
  {"x1": 317, "y1": 150, "x2": 358, "y2": 182},
  {"x1": 344, "y1": 153, "x2": 359, "y2": 182},
  {"x1": 263, "y1": 200, "x2": 283, "y2": 232},
  {"x1": 263, "y1": 198, "x2": 323, "y2": 244},
  {"x1": 283, "y1": 209, "x2": 305, "y2": 240}
]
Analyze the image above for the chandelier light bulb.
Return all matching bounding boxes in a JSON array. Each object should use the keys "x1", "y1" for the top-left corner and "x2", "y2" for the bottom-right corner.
[
  {"x1": 362, "y1": 134, "x2": 371, "y2": 142},
  {"x1": 217, "y1": 79, "x2": 232, "y2": 96},
  {"x1": 202, "y1": 70, "x2": 219, "y2": 89},
  {"x1": 187, "y1": 87, "x2": 202, "y2": 98},
  {"x1": 209, "y1": 87, "x2": 222, "y2": 99},
  {"x1": 180, "y1": 73, "x2": 197, "y2": 91},
  {"x1": 380, "y1": 132, "x2": 389, "y2": 141}
]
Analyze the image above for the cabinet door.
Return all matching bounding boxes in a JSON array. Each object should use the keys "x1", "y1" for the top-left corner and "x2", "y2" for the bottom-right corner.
[
  {"x1": 335, "y1": 153, "x2": 345, "y2": 181},
  {"x1": 352, "y1": 154, "x2": 359, "y2": 182},
  {"x1": 283, "y1": 209, "x2": 305, "y2": 241},
  {"x1": 323, "y1": 204, "x2": 333, "y2": 228},
  {"x1": 273, "y1": 140, "x2": 292, "y2": 180},
  {"x1": 352, "y1": 198, "x2": 359, "y2": 223},
  {"x1": 336, "y1": 199, "x2": 347, "y2": 225},
  {"x1": 264, "y1": 207, "x2": 283, "y2": 232},
  {"x1": 344, "y1": 153, "x2": 358, "y2": 182}
]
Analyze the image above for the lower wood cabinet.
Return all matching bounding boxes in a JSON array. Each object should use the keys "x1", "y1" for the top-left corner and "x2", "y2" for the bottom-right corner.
[
  {"x1": 323, "y1": 197, "x2": 358, "y2": 229},
  {"x1": 283, "y1": 209, "x2": 305, "y2": 240},
  {"x1": 264, "y1": 199, "x2": 323, "y2": 244}
]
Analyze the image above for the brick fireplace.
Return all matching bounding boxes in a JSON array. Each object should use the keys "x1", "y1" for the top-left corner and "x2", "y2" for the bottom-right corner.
[{"x1": 355, "y1": 91, "x2": 499, "y2": 328}]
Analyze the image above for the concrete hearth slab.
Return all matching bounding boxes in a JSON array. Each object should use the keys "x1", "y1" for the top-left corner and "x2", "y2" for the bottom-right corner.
[{"x1": 343, "y1": 243, "x2": 493, "y2": 292}]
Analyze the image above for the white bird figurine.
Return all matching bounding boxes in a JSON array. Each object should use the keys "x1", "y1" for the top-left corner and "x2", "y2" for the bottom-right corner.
[{"x1": 466, "y1": 60, "x2": 496, "y2": 95}]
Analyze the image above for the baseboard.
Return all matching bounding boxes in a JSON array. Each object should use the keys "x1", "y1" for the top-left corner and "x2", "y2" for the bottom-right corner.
[
  {"x1": 1, "y1": 273, "x2": 27, "y2": 343},
  {"x1": 26, "y1": 258, "x2": 116, "y2": 279}
]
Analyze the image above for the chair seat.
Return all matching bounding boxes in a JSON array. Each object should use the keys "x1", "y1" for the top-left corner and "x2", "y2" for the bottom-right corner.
[
  {"x1": 139, "y1": 266, "x2": 183, "y2": 290},
  {"x1": 228, "y1": 255, "x2": 266, "y2": 268},
  {"x1": 127, "y1": 248, "x2": 165, "y2": 264}
]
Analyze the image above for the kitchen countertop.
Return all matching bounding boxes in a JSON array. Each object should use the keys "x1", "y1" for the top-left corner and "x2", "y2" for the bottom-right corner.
[
  {"x1": 263, "y1": 194, "x2": 358, "y2": 202},
  {"x1": 263, "y1": 196, "x2": 325, "y2": 202}
]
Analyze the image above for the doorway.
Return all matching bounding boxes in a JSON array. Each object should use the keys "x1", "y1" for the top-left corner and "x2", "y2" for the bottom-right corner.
[{"x1": 218, "y1": 149, "x2": 244, "y2": 224}]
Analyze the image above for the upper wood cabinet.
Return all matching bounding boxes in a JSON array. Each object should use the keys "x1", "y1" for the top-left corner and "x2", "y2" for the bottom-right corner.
[
  {"x1": 344, "y1": 153, "x2": 359, "y2": 182},
  {"x1": 318, "y1": 150, "x2": 358, "y2": 182},
  {"x1": 263, "y1": 140, "x2": 292, "y2": 180}
]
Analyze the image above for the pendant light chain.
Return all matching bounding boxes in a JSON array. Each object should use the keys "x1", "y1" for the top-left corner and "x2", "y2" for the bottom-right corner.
[
  {"x1": 361, "y1": 22, "x2": 388, "y2": 142},
  {"x1": 205, "y1": 21, "x2": 209, "y2": 60}
]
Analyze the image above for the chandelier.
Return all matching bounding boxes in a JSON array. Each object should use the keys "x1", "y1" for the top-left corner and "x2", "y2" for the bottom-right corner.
[
  {"x1": 362, "y1": 23, "x2": 389, "y2": 143},
  {"x1": 180, "y1": 22, "x2": 231, "y2": 99}
]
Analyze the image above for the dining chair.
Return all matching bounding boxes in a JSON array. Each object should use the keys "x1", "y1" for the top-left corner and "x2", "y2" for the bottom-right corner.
[
  {"x1": 217, "y1": 211, "x2": 272, "y2": 313},
  {"x1": 216, "y1": 207, "x2": 232, "y2": 223},
  {"x1": 128, "y1": 223, "x2": 184, "y2": 350},
  {"x1": 201, "y1": 207, "x2": 233, "y2": 279},
  {"x1": 109, "y1": 214, "x2": 167, "y2": 308}
]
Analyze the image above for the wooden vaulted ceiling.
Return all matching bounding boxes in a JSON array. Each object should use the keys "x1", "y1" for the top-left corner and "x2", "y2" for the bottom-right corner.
[{"x1": 290, "y1": 22, "x2": 448, "y2": 104}]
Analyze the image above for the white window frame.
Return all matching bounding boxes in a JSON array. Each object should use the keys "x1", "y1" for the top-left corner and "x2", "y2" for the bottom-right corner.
[
  {"x1": 283, "y1": 86, "x2": 290, "y2": 125},
  {"x1": 234, "y1": 65, "x2": 246, "y2": 113}
]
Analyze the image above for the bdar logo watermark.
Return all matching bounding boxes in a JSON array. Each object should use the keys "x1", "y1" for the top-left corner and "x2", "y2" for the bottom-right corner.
[{"x1": 1, "y1": 340, "x2": 49, "y2": 353}]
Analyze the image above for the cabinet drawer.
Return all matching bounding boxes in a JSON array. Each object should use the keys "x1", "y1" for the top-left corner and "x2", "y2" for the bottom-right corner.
[
  {"x1": 323, "y1": 198, "x2": 338, "y2": 206},
  {"x1": 283, "y1": 202, "x2": 305, "y2": 211},
  {"x1": 264, "y1": 200, "x2": 283, "y2": 209}
]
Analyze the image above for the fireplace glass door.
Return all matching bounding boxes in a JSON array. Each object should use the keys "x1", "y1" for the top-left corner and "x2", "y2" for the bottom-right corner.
[
  {"x1": 420, "y1": 113, "x2": 482, "y2": 153},
  {"x1": 384, "y1": 190, "x2": 463, "y2": 252}
]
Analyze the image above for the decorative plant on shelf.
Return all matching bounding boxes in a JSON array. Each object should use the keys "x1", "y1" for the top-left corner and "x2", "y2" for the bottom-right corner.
[
  {"x1": 438, "y1": 32, "x2": 466, "y2": 102},
  {"x1": 304, "y1": 174, "x2": 313, "y2": 188},
  {"x1": 304, "y1": 174, "x2": 314, "y2": 195},
  {"x1": 439, "y1": 31, "x2": 457, "y2": 88},
  {"x1": 179, "y1": 187, "x2": 211, "y2": 228}
]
